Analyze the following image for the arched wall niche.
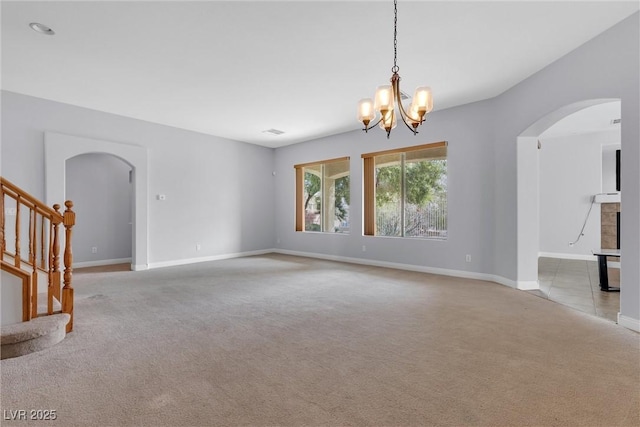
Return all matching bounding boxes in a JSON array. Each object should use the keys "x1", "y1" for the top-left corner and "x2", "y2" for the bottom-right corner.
[
  {"x1": 44, "y1": 132, "x2": 149, "y2": 270},
  {"x1": 66, "y1": 152, "x2": 134, "y2": 266}
]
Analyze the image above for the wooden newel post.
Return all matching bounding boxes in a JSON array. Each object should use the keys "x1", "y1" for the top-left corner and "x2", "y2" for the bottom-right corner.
[{"x1": 62, "y1": 201, "x2": 75, "y2": 332}]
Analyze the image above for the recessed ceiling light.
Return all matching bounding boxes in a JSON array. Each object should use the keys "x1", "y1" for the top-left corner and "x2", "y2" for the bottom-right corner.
[{"x1": 29, "y1": 22, "x2": 55, "y2": 36}]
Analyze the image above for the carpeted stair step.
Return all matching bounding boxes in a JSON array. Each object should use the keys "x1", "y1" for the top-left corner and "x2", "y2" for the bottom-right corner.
[{"x1": 1, "y1": 313, "x2": 70, "y2": 360}]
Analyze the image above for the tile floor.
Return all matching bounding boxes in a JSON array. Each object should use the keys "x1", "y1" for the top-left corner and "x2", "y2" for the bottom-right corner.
[{"x1": 530, "y1": 257, "x2": 620, "y2": 322}]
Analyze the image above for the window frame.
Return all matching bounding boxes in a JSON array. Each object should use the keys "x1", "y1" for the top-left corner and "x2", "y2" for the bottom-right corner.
[
  {"x1": 361, "y1": 141, "x2": 447, "y2": 237},
  {"x1": 294, "y1": 156, "x2": 350, "y2": 233}
]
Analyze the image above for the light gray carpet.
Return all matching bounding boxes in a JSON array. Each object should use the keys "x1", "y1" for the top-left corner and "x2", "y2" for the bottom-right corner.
[
  {"x1": 1, "y1": 313, "x2": 70, "y2": 360},
  {"x1": 1, "y1": 254, "x2": 638, "y2": 426}
]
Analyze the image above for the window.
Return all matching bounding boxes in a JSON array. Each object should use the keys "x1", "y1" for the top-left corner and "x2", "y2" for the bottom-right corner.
[
  {"x1": 362, "y1": 141, "x2": 447, "y2": 238},
  {"x1": 294, "y1": 157, "x2": 350, "y2": 233}
]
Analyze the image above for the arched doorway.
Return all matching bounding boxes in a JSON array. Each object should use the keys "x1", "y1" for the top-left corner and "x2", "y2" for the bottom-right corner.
[
  {"x1": 66, "y1": 153, "x2": 133, "y2": 268},
  {"x1": 517, "y1": 98, "x2": 621, "y2": 319},
  {"x1": 44, "y1": 132, "x2": 149, "y2": 270}
]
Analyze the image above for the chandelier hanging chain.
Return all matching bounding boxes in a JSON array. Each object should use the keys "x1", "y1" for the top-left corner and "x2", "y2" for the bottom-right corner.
[{"x1": 392, "y1": 0, "x2": 399, "y2": 73}]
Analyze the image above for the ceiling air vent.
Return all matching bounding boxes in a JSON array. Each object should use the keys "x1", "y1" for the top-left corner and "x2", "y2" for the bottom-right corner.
[
  {"x1": 611, "y1": 119, "x2": 621, "y2": 125},
  {"x1": 262, "y1": 129, "x2": 285, "y2": 136},
  {"x1": 400, "y1": 91, "x2": 411, "y2": 100}
]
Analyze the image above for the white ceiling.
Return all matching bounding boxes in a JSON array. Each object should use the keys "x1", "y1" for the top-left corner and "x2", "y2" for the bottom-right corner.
[
  {"x1": 2, "y1": 1, "x2": 638, "y2": 148},
  {"x1": 540, "y1": 101, "x2": 621, "y2": 140}
]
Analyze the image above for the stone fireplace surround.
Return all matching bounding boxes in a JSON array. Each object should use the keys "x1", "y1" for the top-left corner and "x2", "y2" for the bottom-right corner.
[{"x1": 601, "y1": 202, "x2": 620, "y2": 262}]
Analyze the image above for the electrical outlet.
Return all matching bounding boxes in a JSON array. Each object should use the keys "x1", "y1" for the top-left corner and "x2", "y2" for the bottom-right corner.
[
  {"x1": 362, "y1": 245, "x2": 367, "y2": 252},
  {"x1": 91, "y1": 247, "x2": 98, "y2": 254},
  {"x1": 465, "y1": 254, "x2": 471, "y2": 263},
  {"x1": 196, "y1": 244, "x2": 201, "y2": 251}
]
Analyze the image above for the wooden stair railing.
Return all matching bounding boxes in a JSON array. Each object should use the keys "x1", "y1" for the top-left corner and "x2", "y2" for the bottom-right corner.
[{"x1": 1, "y1": 177, "x2": 75, "y2": 332}]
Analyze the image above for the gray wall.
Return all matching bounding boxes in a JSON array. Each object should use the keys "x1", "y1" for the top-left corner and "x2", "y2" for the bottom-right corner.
[
  {"x1": 1, "y1": 13, "x2": 637, "y2": 324},
  {"x1": 538, "y1": 131, "x2": 619, "y2": 257},
  {"x1": 66, "y1": 153, "x2": 133, "y2": 263},
  {"x1": 274, "y1": 99, "x2": 496, "y2": 276},
  {"x1": 493, "y1": 13, "x2": 638, "y2": 321},
  {"x1": 274, "y1": 13, "x2": 640, "y2": 322},
  {"x1": 1, "y1": 91, "x2": 276, "y2": 265}
]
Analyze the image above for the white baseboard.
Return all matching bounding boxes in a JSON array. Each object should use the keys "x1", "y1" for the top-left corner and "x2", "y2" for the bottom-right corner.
[
  {"x1": 74, "y1": 258, "x2": 132, "y2": 268},
  {"x1": 516, "y1": 281, "x2": 540, "y2": 291},
  {"x1": 273, "y1": 249, "x2": 518, "y2": 289},
  {"x1": 147, "y1": 249, "x2": 273, "y2": 270},
  {"x1": 134, "y1": 247, "x2": 521, "y2": 291},
  {"x1": 617, "y1": 313, "x2": 640, "y2": 332}
]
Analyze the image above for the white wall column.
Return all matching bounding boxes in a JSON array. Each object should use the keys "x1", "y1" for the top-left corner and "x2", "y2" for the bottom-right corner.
[{"x1": 516, "y1": 136, "x2": 540, "y2": 290}]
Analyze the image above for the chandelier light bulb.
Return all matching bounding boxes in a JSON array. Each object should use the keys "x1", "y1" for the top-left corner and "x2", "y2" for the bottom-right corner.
[
  {"x1": 413, "y1": 86, "x2": 433, "y2": 113},
  {"x1": 374, "y1": 85, "x2": 394, "y2": 113},
  {"x1": 407, "y1": 102, "x2": 421, "y2": 124},
  {"x1": 358, "y1": 98, "x2": 376, "y2": 126}
]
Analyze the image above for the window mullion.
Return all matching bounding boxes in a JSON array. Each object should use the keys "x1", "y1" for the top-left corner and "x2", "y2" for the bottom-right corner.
[
  {"x1": 363, "y1": 157, "x2": 375, "y2": 236},
  {"x1": 321, "y1": 164, "x2": 326, "y2": 232}
]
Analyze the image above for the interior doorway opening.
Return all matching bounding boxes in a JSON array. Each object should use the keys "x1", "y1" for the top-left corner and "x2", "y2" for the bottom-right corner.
[
  {"x1": 517, "y1": 98, "x2": 621, "y2": 321},
  {"x1": 66, "y1": 153, "x2": 134, "y2": 270}
]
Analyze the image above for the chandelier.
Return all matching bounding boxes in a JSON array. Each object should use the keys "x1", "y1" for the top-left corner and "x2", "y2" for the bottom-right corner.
[{"x1": 357, "y1": 0, "x2": 433, "y2": 138}]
